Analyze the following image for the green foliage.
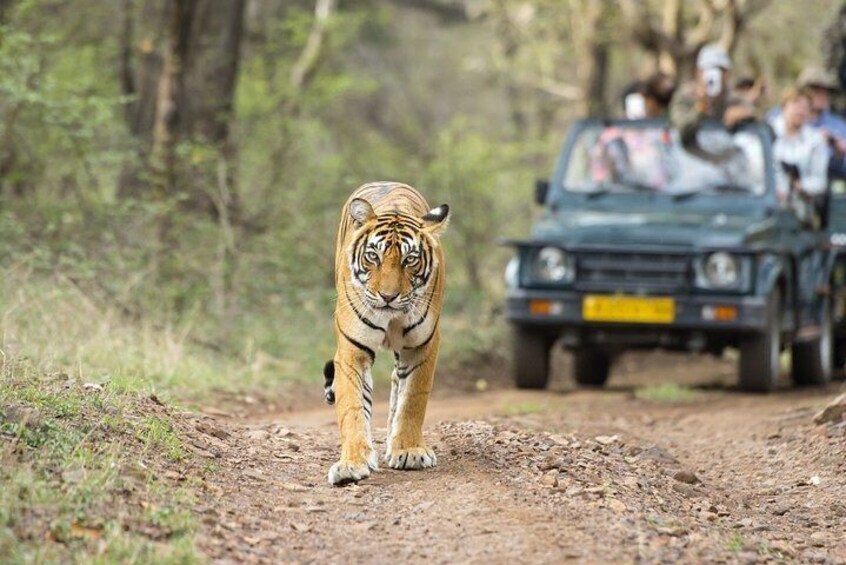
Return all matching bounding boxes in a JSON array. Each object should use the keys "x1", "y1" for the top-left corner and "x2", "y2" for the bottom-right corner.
[
  {"x1": 726, "y1": 532, "x2": 745, "y2": 552},
  {"x1": 0, "y1": 12, "x2": 129, "y2": 200},
  {"x1": 138, "y1": 418, "x2": 187, "y2": 462},
  {"x1": 422, "y1": 117, "x2": 534, "y2": 290},
  {"x1": 634, "y1": 383, "x2": 698, "y2": 402},
  {"x1": 505, "y1": 401, "x2": 544, "y2": 416}
]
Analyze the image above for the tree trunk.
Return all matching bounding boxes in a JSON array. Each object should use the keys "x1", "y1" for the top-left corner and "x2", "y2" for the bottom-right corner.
[
  {"x1": 118, "y1": 0, "x2": 166, "y2": 198},
  {"x1": 658, "y1": 0, "x2": 682, "y2": 75},
  {"x1": 149, "y1": 0, "x2": 195, "y2": 196},
  {"x1": 584, "y1": 40, "x2": 609, "y2": 117},
  {"x1": 120, "y1": 0, "x2": 247, "y2": 215},
  {"x1": 574, "y1": 0, "x2": 611, "y2": 117}
]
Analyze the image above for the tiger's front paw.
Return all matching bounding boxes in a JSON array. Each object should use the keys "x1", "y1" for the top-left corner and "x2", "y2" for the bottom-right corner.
[
  {"x1": 328, "y1": 461, "x2": 370, "y2": 486},
  {"x1": 385, "y1": 446, "x2": 437, "y2": 470},
  {"x1": 328, "y1": 450, "x2": 379, "y2": 486}
]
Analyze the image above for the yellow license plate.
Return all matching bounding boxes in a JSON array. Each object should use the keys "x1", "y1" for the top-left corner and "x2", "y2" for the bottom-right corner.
[{"x1": 582, "y1": 295, "x2": 675, "y2": 324}]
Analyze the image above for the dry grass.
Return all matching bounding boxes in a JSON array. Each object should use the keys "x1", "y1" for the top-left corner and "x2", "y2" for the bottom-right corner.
[
  {"x1": 0, "y1": 259, "x2": 318, "y2": 404},
  {"x1": 0, "y1": 357, "x2": 202, "y2": 564}
]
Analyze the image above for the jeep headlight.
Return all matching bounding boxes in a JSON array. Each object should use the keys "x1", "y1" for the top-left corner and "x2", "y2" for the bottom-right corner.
[
  {"x1": 695, "y1": 252, "x2": 750, "y2": 290},
  {"x1": 531, "y1": 247, "x2": 575, "y2": 284},
  {"x1": 504, "y1": 256, "x2": 519, "y2": 288}
]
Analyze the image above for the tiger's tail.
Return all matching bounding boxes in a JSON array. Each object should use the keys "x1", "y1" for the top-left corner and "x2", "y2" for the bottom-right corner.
[{"x1": 323, "y1": 360, "x2": 335, "y2": 405}]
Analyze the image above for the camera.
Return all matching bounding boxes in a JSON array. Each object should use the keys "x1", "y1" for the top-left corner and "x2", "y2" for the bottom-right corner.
[
  {"x1": 624, "y1": 93, "x2": 646, "y2": 120},
  {"x1": 703, "y1": 68, "x2": 722, "y2": 97}
]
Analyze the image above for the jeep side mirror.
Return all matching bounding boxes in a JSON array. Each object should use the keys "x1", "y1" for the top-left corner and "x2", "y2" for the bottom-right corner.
[{"x1": 535, "y1": 179, "x2": 550, "y2": 205}]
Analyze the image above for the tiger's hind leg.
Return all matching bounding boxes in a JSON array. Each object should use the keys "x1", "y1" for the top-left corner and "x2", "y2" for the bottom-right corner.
[
  {"x1": 385, "y1": 337, "x2": 439, "y2": 470},
  {"x1": 328, "y1": 344, "x2": 378, "y2": 486}
]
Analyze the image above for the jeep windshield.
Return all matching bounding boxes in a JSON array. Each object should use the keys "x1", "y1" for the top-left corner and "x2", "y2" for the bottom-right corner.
[{"x1": 560, "y1": 121, "x2": 768, "y2": 198}]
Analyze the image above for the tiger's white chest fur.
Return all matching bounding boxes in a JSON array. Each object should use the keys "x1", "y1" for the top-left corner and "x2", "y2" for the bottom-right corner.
[
  {"x1": 382, "y1": 318, "x2": 405, "y2": 352},
  {"x1": 350, "y1": 301, "x2": 436, "y2": 355}
]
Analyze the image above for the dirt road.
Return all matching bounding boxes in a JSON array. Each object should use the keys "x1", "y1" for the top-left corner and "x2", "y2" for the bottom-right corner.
[{"x1": 183, "y1": 353, "x2": 846, "y2": 564}]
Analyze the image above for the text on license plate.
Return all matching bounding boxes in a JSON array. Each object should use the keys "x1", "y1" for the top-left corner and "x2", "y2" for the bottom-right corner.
[{"x1": 582, "y1": 295, "x2": 675, "y2": 324}]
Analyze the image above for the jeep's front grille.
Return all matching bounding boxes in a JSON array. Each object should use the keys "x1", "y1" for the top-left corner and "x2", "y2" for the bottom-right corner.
[{"x1": 575, "y1": 252, "x2": 690, "y2": 293}]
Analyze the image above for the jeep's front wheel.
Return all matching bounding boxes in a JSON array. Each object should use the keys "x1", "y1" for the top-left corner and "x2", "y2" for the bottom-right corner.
[
  {"x1": 512, "y1": 326, "x2": 554, "y2": 389},
  {"x1": 834, "y1": 339, "x2": 846, "y2": 370},
  {"x1": 572, "y1": 349, "x2": 611, "y2": 387},
  {"x1": 739, "y1": 288, "x2": 781, "y2": 393},
  {"x1": 791, "y1": 295, "x2": 833, "y2": 387}
]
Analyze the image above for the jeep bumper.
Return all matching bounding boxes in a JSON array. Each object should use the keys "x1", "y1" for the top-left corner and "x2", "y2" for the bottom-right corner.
[{"x1": 506, "y1": 289, "x2": 769, "y2": 348}]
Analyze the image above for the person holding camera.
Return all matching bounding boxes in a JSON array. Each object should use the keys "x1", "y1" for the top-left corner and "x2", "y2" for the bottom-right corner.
[
  {"x1": 770, "y1": 88, "x2": 829, "y2": 225},
  {"x1": 670, "y1": 43, "x2": 756, "y2": 163}
]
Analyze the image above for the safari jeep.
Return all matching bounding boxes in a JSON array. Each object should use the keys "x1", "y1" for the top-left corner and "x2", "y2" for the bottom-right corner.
[{"x1": 505, "y1": 118, "x2": 846, "y2": 393}]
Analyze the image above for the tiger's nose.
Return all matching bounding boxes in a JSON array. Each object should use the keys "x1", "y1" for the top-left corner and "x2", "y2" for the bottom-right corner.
[{"x1": 379, "y1": 291, "x2": 399, "y2": 303}]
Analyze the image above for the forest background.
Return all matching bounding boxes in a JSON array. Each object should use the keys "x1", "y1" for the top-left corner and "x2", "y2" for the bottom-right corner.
[{"x1": 0, "y1": 0, "x2": 839, "y2": 401}]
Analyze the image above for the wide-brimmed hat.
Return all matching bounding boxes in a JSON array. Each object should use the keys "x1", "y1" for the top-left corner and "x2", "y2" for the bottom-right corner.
[
  {"x1": 797, "y1": 66, "x2": 839, "y2": 91},
  {"x1": 697, "y1": 43, "x2": 732, "y2": 71}
]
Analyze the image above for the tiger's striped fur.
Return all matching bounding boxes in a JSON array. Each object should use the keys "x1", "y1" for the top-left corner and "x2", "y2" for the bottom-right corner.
[{"x1": 326, "y1": 181, "x2": 449, "y2": 486}]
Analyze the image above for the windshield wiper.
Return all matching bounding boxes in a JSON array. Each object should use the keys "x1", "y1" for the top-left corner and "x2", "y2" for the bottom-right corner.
[
  {"x1": 672, "y1": 190, "x2": 700, "y2": 201},
  {"x1": 710, "y1": 182, "x2": 750, "y2": 194},
  {"x1": 672, "y1": 182, "x2": 750, "y2": 201},
  {"x1": 616, "y1": 176, "x2": 660, "y2": 193},
  {"x1": 587, "y1": 179, "x2": 659, "y2": 198}
]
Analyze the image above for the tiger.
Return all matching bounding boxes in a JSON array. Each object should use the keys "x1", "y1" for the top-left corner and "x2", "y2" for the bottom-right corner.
[{"x1": 324, "y1": 181, "x2": 449, "y2": 486}]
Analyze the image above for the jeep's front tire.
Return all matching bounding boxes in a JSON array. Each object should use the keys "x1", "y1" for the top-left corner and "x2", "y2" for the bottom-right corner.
[
  {"x1": 791, "y1": 295, "x2": 833, "y2": 387},
  {"x1": 512, "y1": 326, "x2": 553, "y2": 389},
  {"x1": 572, "y1": 349, "x2": 611, "y2": 387},
  {"x1": 739, "y1": 288, "x2": 781, "y2": 393},
  {"x1": 834, "y1": 339, "x2": 846, "y2": 371}
]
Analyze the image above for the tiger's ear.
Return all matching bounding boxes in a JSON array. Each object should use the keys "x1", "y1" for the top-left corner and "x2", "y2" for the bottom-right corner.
[
  {"x1": 349, "y1": 198, "x2": 376, "y2": 225},
  {"x1": 422, "y1": 204, "x2": 449, "y2": 236}
]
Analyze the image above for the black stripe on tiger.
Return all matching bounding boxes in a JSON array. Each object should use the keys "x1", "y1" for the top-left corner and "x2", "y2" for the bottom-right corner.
[
  {"x1": 403, "y1": 264, "x2": 439, "y2": 335},
  {"x1": 350, "y1": 229, "x2": 372, "y2": 281},
  {"x1": 407, "y1": 238, "x2": 433, "y2": 287},
  {"x1": 337, "y1": 323, "x2": 376, "y2": 363},
  {"x1": 343, "y1": 285, "x2": 386, "y2": 333},
  {"x1": 403, "y1": 319, "x2": 439, "y2": 352},
  {"x1": 403, "y1": 294, "x2": 432, "y2": 336},
  {"x1": 396, "y1": 358, "x2": 426, "y2": 380},
  {"x1": 344, "y1": 361, "x2": 373, "y2": 421},
  {"x1": 380, "y1": 211, "x2": 421, "y2": 228}
]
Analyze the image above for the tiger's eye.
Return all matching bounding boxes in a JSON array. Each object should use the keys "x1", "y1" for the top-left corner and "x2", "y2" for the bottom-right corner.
[{"x1": 364, "y1": 251, "x2": 379, "y2": 263}]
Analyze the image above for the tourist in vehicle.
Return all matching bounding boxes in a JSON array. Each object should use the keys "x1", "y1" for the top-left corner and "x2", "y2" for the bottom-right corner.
[
  {"x1": 593, "y1": 123, "x2": 674, "y2": 190},
  {"x1": 733, "y1": 75, "x2": 768, "y2": 112},
  {"x1": 619, "y1": 74, "x2": 674, "y2": 120},
  {"x1": 770, "y1": 88, "x2": 829, "y2": 210},
  {"x1": 798, "y1": 66, "x2": 846, "y2": 180},
  {"x1": 621, "y1": 80, "x2": 647, "y2": 119},
  {"x1": 767, "y1": 67, "x2": 846, "y2": 180},
  {"x1": 595, "y1": 74, "x2": 676, "y2": 189},
  {"x1": 642, "y1": 72, "x2": 676, "y2": 119},
  {"x1": 670, "y1": 43, "x2": 756, "y2": 163}
]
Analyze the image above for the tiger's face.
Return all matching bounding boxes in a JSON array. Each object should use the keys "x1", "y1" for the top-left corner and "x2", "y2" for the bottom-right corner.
[{"x1": 348, "y1": 198, "x2": 449, "y2": 313}]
